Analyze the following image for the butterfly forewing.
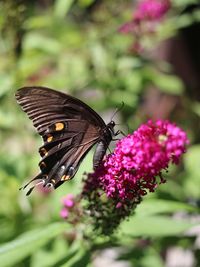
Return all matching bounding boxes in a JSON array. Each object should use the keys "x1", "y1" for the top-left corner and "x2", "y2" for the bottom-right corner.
[
  {"x1": 16, "y1": 86, "x2": 108, "y2": 194},
  {"x1": 16, "y1": 87, "x2": 105, "y2": 134}
]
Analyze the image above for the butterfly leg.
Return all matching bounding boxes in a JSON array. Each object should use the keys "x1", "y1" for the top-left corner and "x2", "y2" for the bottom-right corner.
[
  {"x1": 114, "y1": 129, "x2": 126, "y2": 136},
  {"x1": 111, "y1": 130, "x2": 126, "y2": 141}
]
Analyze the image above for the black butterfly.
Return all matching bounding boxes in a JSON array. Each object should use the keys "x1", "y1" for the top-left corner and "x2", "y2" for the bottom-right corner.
[{"x1": 16, "y1": 86, "x2": 120, "y2": 195}]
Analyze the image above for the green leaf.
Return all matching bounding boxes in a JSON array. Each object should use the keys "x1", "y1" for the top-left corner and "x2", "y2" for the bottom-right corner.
[
  {"x1": 135, "y1": 199, "x2": 196, "y2": 217},
  {"x1": 60, "y1": 246, "x2": 91, "y2": 267},
  {"x1": 118, "y1": 216, "x2": 196, "y2": 238},
  {"x1": 184, "y1": 145, "x2": 200, "y2": 174},
  {"x1": 192, "y1": 102, "x2": 200, "y2": 117},
  {"x1": 154, "y1": 73, "x2": 184, "y2": 95},
  {"x1": 24, "y1": 15, "x2": 52, "y2": 30},
  {"x1": 139, "y1": 247, "x2": 165, "y2": 267},
  {"x1": 183, "y1": 145, "x2": 200, "y2": 198},
  {"x1": 0, "y1": 110, "x2": 16, "y2": 129},
  {"x1": 24, "y1": 33, "x2": 62, "y2": 54},
  {"x1": 78, "y1": 0, "x2": 94, "y2": 7},
  {"x1": 0, "y1": 74, "x2": 14, "y2": 97},
  {"x1": 0, "y1": 222, "x2": 69, "y2": 267},
  {"x1": 54, "y1": 0, "x2": 74, "y2": 18},
  {"x1": 31, "y1": 237, "x2": 69, "y2": 267},
  {"x1": 174, "y1": 0, "x2": 198, "y2": 8},
  {"x1": 90, "y1": 43, "x2": 109, "y2": 75}
]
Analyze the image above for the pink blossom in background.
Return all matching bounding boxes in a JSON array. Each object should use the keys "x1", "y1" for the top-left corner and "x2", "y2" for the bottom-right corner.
[
  {"x1": 60, "y1": 208, "x2": 69, "y2": 219},
  {"x1": 62, "y1": 194, "x2": 75, "y2": 208},
  {"x1": 60, "y1": 194, "x2": 76, "y2": 220},
  {"x1": 119, "y1": 21, "x2": 137, "y2": 34},
  {"x1": 135, "y1": 0, "x2": 171, "y2": 21},
  {"x1": 84, "y1": 120, "x2": 189, "y2": 203},
  {"x1": 119, "y1": 0, "x2": 171, "y2": 35}
]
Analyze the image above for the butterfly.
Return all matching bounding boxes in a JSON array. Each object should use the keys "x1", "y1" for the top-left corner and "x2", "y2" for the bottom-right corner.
[{"x1": 16, "y1": 86, "x2": 120, "y2": 195}]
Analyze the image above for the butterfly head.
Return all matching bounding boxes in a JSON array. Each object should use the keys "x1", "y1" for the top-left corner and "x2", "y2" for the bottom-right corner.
[
  {"x1": 109, "y1": 120, "x2": 115, "y2": 127},
  {"x1": 107, "y1": 120, "x2": 116, "y2": 135}
]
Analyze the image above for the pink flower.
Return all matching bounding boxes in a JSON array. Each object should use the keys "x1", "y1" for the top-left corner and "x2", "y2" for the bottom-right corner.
[
  {"x1": 62, "y1": 194, "x2": 75, "y2": 208},
  {"x1": 60, "y1": 194, "x2": 75, "y2": 220},
  {"x1": 135, "y1": 0, "x2": 171, "y2": 20},
  {"x1": 119, "y1": 0, "x2": 171, "y2": 34},
  {"x1": 60, "y1": 208, "x2": 69, "y2": 219},
  {"x1": 84, "y1": 120, "x2": 189, "y2": 203}
]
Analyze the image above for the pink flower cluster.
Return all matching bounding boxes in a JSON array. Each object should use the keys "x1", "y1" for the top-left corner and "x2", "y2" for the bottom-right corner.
[
  {"x1": 87, "y1": 120, "x2": 188, "y2": 202},
  {"x1": 135, "y1": 0, "x2": 171, "y2": 21},
  {"x1": 60, "y1": 194, "x2": 75, "y2": 219},
  {"x1": 120, "y1": 0, "x2": 171, "y2": 34},
  {"x1": 119, "y1": 0, "x2": 171, "y2": 54}
]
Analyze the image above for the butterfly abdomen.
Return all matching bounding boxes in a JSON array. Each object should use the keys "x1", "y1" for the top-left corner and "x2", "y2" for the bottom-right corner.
[{"x1": 93, "y1": 141, "x2": 109, "y2": 169}]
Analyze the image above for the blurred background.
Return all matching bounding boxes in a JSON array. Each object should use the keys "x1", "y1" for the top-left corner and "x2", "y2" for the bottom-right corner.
[{"x1": 0, "y1": 0, "x2": 200, "y2": 266}]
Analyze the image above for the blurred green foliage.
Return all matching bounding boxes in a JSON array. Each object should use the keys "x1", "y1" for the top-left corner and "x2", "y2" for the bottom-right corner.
[{"x1": 0, "y1": 0, "x2": 200, "y2": 266}]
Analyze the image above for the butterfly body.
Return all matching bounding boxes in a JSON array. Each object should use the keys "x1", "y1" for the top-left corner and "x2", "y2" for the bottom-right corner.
[
  {"x1": 15, "y1": 86, "x2": 116, "y2": 195},
  {"x1": 93, "y1": 121, "x2": 115, "y2": 169}
]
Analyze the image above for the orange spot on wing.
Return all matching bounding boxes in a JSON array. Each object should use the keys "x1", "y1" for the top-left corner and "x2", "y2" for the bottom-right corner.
[
  {"x1": 61, "y1": 175, "x2": 70, "y2": 181},
  {"x1": 47, "y1": 135, "x2": 53, "y2": 142},
  {"x1": 55, "y1": 122, "x2": 64, "y2": 131}
]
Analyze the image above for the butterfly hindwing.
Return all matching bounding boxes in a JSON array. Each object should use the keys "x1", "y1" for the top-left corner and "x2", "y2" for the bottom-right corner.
[
  {"x1": 38, "y1": 120, "x2": 99, "y2": 179},
  {"x1": 16, "y1": 86, "x2": 108, "y2": 194}
]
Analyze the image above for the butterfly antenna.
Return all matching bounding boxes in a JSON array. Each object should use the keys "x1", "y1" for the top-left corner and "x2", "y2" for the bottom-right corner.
[{"x1": 110, "y1": 101, "x2": 124, "y2": 121}]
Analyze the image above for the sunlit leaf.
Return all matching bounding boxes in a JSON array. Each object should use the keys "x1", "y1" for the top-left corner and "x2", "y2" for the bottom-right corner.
[
  {"x1": 118, "y1": 216, "x2": 196, "y2": 238},
  {"x1": 192, "y1": 102, "x2": 200, "y2": 117},
  {"x1": 183, "y1": 145, "x2": 200, "y2": 198},
  {"x1": 54, "y1": 0, "x2": 74, "y2": 18},
  {"x1": 0, "y1": 74, "x2": 14, "y2": 97},
  {"x1": 60, "y1": 246, "x2": 91, "y2": 267},
  {"x1": 78, "y1": 0, "x2": 94, "y2": 7},
  {"x1": 184, "y1": 145, "x2": 200, "y2": 174},
  {"x1": 0, "y1": 223, "x2": 69, "y2": 267},
  {"x1": 153, "y1": 73, "x2": 184, "y2": 95},
  {"x1": 24, "y1": 33, "x2": 62, "y2": 54},
  {"x1": 135, "y1": 199, "x2": 197, "y2": 217},
  {"x1": 31, "y1": 237, "x2": 66, "y2": 267}
]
